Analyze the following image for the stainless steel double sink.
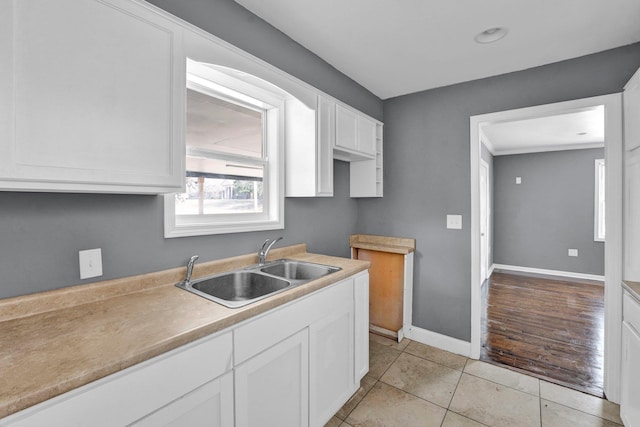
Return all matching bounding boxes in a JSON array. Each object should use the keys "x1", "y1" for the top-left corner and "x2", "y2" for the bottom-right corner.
[{"x1": 175, "y1": 259, "x2": 341, "y2": 308}]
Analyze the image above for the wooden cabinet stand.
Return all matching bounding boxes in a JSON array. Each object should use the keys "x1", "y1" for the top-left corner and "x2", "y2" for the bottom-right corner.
[{"x1": 350, "y1": 234, "x2": 415, "y2": 341}]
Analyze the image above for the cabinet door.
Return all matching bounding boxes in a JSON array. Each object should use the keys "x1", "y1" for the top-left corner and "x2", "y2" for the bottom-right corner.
[
  {"x1": 309, "y1": 299, "x2": 355, "y2": 427},
  {"x1": 335, "y1": 104, "x2": 358, "y2": 152},
  {"x1": 354, "y1": 272, "x2": 370, "y2": 382},
  {"x1": 621, "y1": 321, "x2": 640, "y2": 427},
  {"x1": 235, "y1": 330, "x2": 309, "y2": 427},
  {"x1": 0, "y1": 0, "x2": 184, "y2": 193},
  {"x1": 357, "y1": 116, "x2": 377, "y2": 156},
  {"x1": 317, "y1": 96, "x2": 335, "y2": 196},
  {"x1": 625, "y1": 151, "x2": 640, "y2": 281},
  {"x1": 131, "y1": 372, "x2": 234, "y2": 427},
  {"x1": 624, "y1": 68, "x2": 640, "y2": 152}
]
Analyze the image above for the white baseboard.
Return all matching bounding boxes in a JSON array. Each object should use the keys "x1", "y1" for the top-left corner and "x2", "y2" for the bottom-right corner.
[
  {"x1": 488, "y1": 264, "x2": 495, "y2": 276},
  {"x1": 405, "y1": 325, "x2": 471, "y2": 358},
  {"x1": 492, "y1": 264, "x2": 604, "y2": 282}
]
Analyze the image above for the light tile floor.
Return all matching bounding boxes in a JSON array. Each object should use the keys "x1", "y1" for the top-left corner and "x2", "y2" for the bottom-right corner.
[{"x1": 326, "y1": 334, "x2": 623, "y2": 427}]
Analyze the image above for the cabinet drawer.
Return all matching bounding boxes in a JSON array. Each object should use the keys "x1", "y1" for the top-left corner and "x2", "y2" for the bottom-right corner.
[
  {"x1": 624, "y1": 291, "x2": 640, "y2": 332},
  {"x1": 2, "y1": 332, "x2": 232, "y2": 427},
  {"x1": 234, "y1": 279, "x2": 353, "y2": 364}
]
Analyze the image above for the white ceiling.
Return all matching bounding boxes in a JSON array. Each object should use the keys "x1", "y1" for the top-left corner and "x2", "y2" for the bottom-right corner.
[
  {"x1": 481, "y1": 106, "x2": 604, "y2": 156},
  {"x1": 234, "y1": 0, "x2": 640, "y2": 99}
]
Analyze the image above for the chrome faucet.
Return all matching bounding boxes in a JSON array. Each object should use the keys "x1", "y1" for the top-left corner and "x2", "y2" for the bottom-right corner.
[
  {"x1": 182, "y1": 255, "x2": 199, "y2": 285},
  {"x1": 258, "y1": 237, "x2": 282, "y2": 266}
]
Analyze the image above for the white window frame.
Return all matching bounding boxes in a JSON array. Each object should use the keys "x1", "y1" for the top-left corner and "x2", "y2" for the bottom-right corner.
[
  {"x1": 164, "y1": 60, "x2": 285, "y2": 238},
  {"x1": 594, "y1": 158, "x2": 605, "y2": 242}
]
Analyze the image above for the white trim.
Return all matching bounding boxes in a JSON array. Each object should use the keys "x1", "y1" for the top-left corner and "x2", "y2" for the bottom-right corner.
[
  {"x1": 404, "y1": 325, "x2": 471, "y2": 358},
  {"x1": 164, "y1": 55, "x2": 286, "y2": 238},
  {"x1": 479, "y1": 128, "x2": 495, "y2": 154},
  {"x1": 594, "y1": 158, "x2": 606, "y2": 242},
  {"x1": 492, "y1": 264, "x2": 604, "y2": 282},
  {"x1": 488, "y1": 263, "x2": 495, "y2": 276},
  {"x1": 479, "y1": 159, "x2": 490, "y2": 283},
  {"x1": 493, "y1": 142, "x2": 604, "y2": 156},
  {"x1": 140, "y1": 1, "x2": 382, "y2": 126},
  {"x1": 403, "y1": 252, "x2": 414, "y2": 338},
  {"x1": 603, "y1": 94, "x2": 624, "y2": 403},
  {"x1": 470, "y1": 93, "x2": 623, "y2": 402}
]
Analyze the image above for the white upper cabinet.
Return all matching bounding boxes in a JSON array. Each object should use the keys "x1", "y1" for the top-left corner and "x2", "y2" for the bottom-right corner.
[
  {"x1": 357, "y1": 115, "x2": 377, "y2": 156},
  {"x1": 0, "y1": 0, "x2": 185, "y2": 193},
  {"x1": 0, "y1": 0, "x2": 382, "y2": 197},
  {"x1": 317, "y1": 96, "x2": 336, "y2": 196},
  {"x1": 335, "y1": 104, "x2": 359, "y2": 153},
  {"x1": 350, "y1": 123, "x2": 383, "y2": 198},
  {"x1": 285, "y1": 95, "x2": 334, "y2": 197},
  {"x1": 335, "y1": 104, "x2": 377, "y2": 159}
]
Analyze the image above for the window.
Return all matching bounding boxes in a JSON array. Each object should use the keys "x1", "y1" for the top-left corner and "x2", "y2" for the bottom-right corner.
[
  {"x1": 164, "y1": 60, "x2": 284, "y2": 237},
  {"x1": 594, "y1": 158, "x2": 605, "y2": 242}
]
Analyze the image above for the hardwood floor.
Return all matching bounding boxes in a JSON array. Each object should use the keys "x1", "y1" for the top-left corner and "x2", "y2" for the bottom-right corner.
[{"x1": 481, "y1": 271, "x2": 605, "y2": 397}]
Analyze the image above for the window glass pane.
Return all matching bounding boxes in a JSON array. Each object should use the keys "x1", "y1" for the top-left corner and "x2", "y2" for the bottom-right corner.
[
  {"x1": 186, "y1": 88, "x2": 263, "y2": 158},
  {"x1": 176, "y1": 169, "x2": 264, "y2": 216}
]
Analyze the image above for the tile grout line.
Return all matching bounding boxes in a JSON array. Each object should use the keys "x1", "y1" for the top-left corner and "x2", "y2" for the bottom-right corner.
[
  {"x1": 339, "y1": 337, "x2": 404, "y2": 424},
  {"x1": 539, "y1": 398, "x2": 624, "y2": 426},
  {"x1": 354, "y1": 335, "x2": 621, "y2": 427},
  {"x1": 369, "y1": 340, "x2": 464, "y2": 423},
  {"x1": 538, "y1": 379, "x2": 543, "y2": 427}
]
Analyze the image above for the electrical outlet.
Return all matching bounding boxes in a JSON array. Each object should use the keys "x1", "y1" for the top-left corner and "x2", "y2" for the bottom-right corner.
[
  {"x1": 447, "y1": 214, "x2": 463, "y2": 230},
  {"x1": 568, "y1": 249, "x2": 578, "y2": 257},
  {"x1": 516, "y1": 176, "x2": 522, "y2": 184},
  {"x1": 79, "y1": 248, "x2": 103, "y2": 279}
]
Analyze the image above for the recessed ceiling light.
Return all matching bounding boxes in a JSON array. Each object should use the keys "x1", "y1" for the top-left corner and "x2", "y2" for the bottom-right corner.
[
  {"x1": 577, "y1": 132, "x2": 588, "y2": 136},
  {"x1": 474, "y1": 27, "x2": 508, "y2": 44}
]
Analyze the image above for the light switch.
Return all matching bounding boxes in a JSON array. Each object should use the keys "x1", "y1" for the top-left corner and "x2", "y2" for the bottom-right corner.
[
  {"x1": 568, "y1": 249, "x2": 578, "y2": 257},
  {"x1": 447, "y1": 214, "x2": 463, "y2": 230},
  {"x1": 79, "y1": 248, "x2": 103, "y2": 279},
  {"x1": 516, "y1": 176, "x2": 522, "y2": 184}
]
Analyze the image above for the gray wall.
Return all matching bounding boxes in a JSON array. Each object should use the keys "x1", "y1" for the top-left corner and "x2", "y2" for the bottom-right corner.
[
  {"x1": 0, "y1": 0, "x2": 383, "y2": 299},
  {"x1": 0, "y1": 162, "x2": 357, "y2": 299},
  {"x1": 494, "y1": 148, "x2": 605, "y2": 275},
  {"x1": 356, "y1": 43, "x2": 640, "y2": 342},
  {"x1": 481, "y1": 142, "x2": 494, "y2": 268}
]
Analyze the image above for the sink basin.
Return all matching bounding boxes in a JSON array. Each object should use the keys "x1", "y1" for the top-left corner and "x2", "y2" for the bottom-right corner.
[
  {"x1": 180, "y1": 271, "x2": 291, "y2": 308},
  {"x1": 260, "y1": 259, "x2": 341, "y2": 280},
  {"x1": 176, "y1": 258, "x2": 341, "y2": 308}
]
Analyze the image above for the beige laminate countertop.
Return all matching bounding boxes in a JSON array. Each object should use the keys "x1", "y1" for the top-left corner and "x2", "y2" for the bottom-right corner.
[
  {"x1": 0, "y1": 244, "x2": 369, "y2": 419},
  {"x1": 349, "y1": 234, "x2": 416, "y2": 255},
  {"x1": 623, "y1": 280, "x2": 640, "y2": 301}
]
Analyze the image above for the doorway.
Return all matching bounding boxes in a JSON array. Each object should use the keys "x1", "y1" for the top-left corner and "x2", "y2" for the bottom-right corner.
[{"x1": 469, "y1": 94, "x2": 623, "y2": 402}]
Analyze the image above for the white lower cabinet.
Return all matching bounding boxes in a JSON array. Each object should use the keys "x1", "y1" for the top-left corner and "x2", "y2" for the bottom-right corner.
[
  {"x1": 309, "y1": 299, "x2": 354, "y2": 427},
  {"x1": 1, "y1": 272, "x2": 370, "y2": 427},
  {"x1": 131, "y1": 372, "x2": 234, "y2": 427},
  {"x1": 0, "y1": 331, "x2": 233, "y2": 427},
  {"x1": 621, "y1": 291, "x2": 640, "y2": 427},
  {"x1": 235, "y1": 330, "x2": 309, "y2": 427},
  {"x1": 234, "y1": 273, "x2": 367, "y2": 427},
  {"x1": 354, "y1": 272, "x2": 370, "y2": 382}
]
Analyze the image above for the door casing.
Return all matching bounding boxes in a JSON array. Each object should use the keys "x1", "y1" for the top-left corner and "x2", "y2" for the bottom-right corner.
[{"x1": 469, "y1": 93, "x2": 623, "y2": 402}]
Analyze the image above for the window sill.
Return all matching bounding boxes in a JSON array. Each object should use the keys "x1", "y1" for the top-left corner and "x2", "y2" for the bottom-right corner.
[{"x1": 164, "y1": 217, "x2": 284, "y2": 238}]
